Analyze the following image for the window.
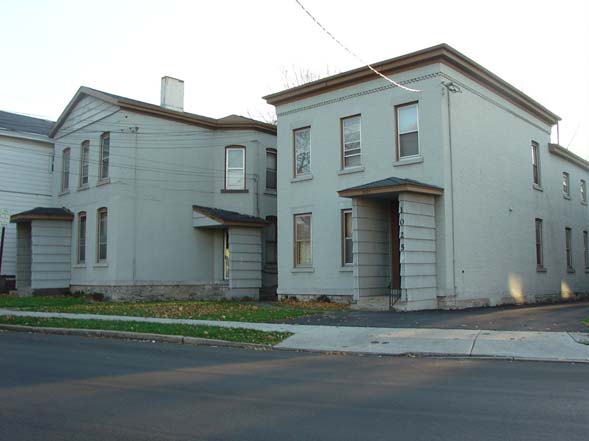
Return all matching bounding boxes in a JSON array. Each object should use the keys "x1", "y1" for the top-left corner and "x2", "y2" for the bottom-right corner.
[
  {"x1": 294, "y1": 213, "x2": 312, "y2": 267},
  {"x1": 396, "y1": 103, "x2": 419, "y2": 159},
  {"x1": 342, "y1": 209, "x2": 353, "y2": 265},
  {"x1": 563, "y1": 172, "x2": 570, "y2": 197},
  {"x1": 223, "y1": 230, "x2": 230, "y2": 280},
  {"x1": 99, "y1": 132, "x2": 110, "y2": 181},
  {"x1": 265, "y1": 216, "x2": 277, "y2": 265},
  {"x1": 97, "y1": 208, "x2": 108, "y2": 262},
  {"x1": 225, "y1": 146, "x2": 246, "y2": 190},
  {"x1": 293, "y1": 127, "x2": 311, "y2": 177},
  {"x1": 565, "y1": 227, "x2": 573, "y2": 271},
  {"x1": 583, "y1": 231, "x2": 589, "y2": 269},
  {"x1": 77, "y1": 212, "x2": 86, "y2": 264},
  {"x1": 61, "y1": 148, "x2": 70, "y2": 192},
  {"x1": 581, "y1": 180, "x2": 586, "y2": 203},
  {"x1": 80, "y1": 141, "x2": 90, "y2": 187},
  {"x1": 531, "y1": 141, "x2": 540, "y2": 186},
  {"x1": 535, "y1": 218, "x2": 544, "y2": 270},
  {"x1": 341, "y1": 115, "x2": 362, "y2": 168},
  {"x1": 266, "y1": 149, "x2": 277, "y2": 190}
]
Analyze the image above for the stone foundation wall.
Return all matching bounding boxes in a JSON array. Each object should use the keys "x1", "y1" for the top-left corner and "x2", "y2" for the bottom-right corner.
[
  {"x1": 278, "y1": 294, "x2": 353, "y2": 305},
  {"x1": 70, "y1": 283, "x2": 232, "y2": 302}
]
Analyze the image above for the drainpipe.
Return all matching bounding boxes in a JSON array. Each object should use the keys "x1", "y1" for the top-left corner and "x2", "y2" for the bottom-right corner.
[{"x1": 442, "y1": 81, "x2": 462, "y2": 299}]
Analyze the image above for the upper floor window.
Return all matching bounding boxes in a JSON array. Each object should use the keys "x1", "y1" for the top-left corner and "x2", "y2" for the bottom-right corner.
[
  {"x1": 341, "y1": 115, "x2": 362, "y2": 168},
  {"x1": 266, "y1": 148, "x2": 277, "y2": 190},
  {"x1": 535, "y1": 218, "x2": 544, "y2": 270},
  {"x1": 294, "y1": 127, "x2": 311, "y2": 177},
  {"x1": 97, "y1": 207, "x2": 108, "y2": 263},
  {"x1": 342, "y1": 209, "x2": 353, "y2": 265},
  {"x1": 581, "y1": 180, "x2": 586, "y2": 204},
  {"x1": 294, "y1": 213, "x2": 312, "y2": 267},
  {"x1": 80, "y1": 141, "x2": 90, "y2": 187},
  {"x1": 225, "y1": 146, "x2": 246, "y2": 190},
  {"x1": 396, "y1": 102, "x2": 419, "y2": 159},
  {"x1": 265, "y1": 216, "x2": 277, "y2": 265},
  {"x1": 61, "y1": 148, "x2": 70, "y2": 192},
  {"x1": 531, "y1": 141, "x2": 540, "y2": 186},
  {"x1": 77, "y1": 212, "x2": 86, "y2": 264},
  {"x1": 563, "y1": 172, "x2": 570, "y2": 197},
  {"x1": 99, "y1": 132, "x2": 110, "y2": 181}
]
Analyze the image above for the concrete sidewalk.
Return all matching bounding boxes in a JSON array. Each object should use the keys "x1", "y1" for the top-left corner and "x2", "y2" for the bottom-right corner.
[{"x1": 1, "y1": 308, "x2": 588, "y2": 363}]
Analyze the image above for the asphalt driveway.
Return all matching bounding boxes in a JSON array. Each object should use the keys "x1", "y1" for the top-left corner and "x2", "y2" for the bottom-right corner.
[{"x1": 283, "y1": 300, "x2": 589, "y2": 332}]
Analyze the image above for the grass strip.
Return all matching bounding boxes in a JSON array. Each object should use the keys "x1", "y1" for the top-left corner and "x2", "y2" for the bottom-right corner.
[
  {"x1": 0, "y1": 295, "x2": 90, "y2": 308},
  {"x1": 0, "y1": 315, "x2": 292, "y2": 345}
]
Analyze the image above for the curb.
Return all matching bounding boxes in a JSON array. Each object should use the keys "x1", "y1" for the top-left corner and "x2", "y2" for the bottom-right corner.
[{"x1": 0, "y1": 324, "x2": 273, "y2": 351}]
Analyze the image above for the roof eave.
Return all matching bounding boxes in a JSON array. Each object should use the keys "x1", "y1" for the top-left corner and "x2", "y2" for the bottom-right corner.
[{"x1": 338, "y1": 184, "x2": 444, "y2": 198}]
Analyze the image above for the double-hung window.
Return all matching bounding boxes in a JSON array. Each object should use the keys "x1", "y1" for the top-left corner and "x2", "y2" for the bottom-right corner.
[
  {"x1": 61, "y1": 148, "x2": 70, "y2": 192},
  {"x1": 265, "y1": 216, "x2": 277, "y2": 265},
  {"x1": 565, "y1": 227, "x2": 573, "y2": 271},
  {"x1": 77, "y1": 212, "x2": 86, "y2": 264},
  {"x1": 396, "y1": 103, "x2": 419, "y2": 159},
  {"x1": 97, "y1": 208, "x2": 108, "y2": 263},
  {"x1": 225, "y1": 146, "x2": 246, "y2": 190},
  {"x1": 341, "y1": 115, "x2": 362, "y2": 168},
  {"x1": 581, "y1": 180, "x2": 586, "y2": 204},
  {"x1": 535, "y1": 218, "x2": 544, "y2": 270},
  {"x1": 531, "y1": 141, "x2": 540, "y2": 186},
  {"x1": 584, "y1": 231, "x2": 589, "y2": 270},
  {"x1": 294, "y1": 213, "x2": 312, "y2": 267},
  {"x1": 266, "y1": 149, "x2": 277, "y2": 190},
  {"x1": 99, "y1": 132, "x2": 110, "y2": 181},
  {"x1": 342, "y1": 209, "x2": 353, "y2": 265},
  {"x1": 293, "y1": 127, "x2": 311, "y2": 177},
  {"x1": 80, "y1": 141, "x2": 90, "y2": 187},
  {"x1": 563, "y1": 172, "x2": 570, "y2": 197}
]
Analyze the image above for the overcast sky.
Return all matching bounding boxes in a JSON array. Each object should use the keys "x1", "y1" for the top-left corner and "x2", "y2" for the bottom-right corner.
[{"x1": 1, "y1": 0, "x2": 587, "y2": 156}]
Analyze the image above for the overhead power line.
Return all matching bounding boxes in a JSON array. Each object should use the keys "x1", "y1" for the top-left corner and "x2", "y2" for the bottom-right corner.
[{"x1": 293, "y1": 0, "x2": 420, "y2": 93}]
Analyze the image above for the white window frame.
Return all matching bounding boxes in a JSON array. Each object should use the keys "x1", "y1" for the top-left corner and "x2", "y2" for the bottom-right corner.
[
  {"x1": 225, "y1": 146, "x2": 246, "y2": 190},
  {"x1": 584, "y1": 230, "x2": 589, "y2": 270},
  {"x1": 294, "y1": 213, "x2": 312, "y2": 267},
  {"x1": 565, "y1": 227, "x2": 573, "y2": 271},
  {"x1": 563, "y1": 172, "x2": 570, "y2": 197},
  {"x1": 223, "y1": 230, "x2": 230, "y2": 280},
  {"x1": 581, "y1": 180, "x2": 586, "y2": 204},
  {"x1": 341, "y1": 115, "x2": 362, "y2": 169},
  {"x1": 61, "y1": 148, "x2": 70, "y2": 192},
  {"x1": 342, "y1": 209, "x2": 353, "y2": 266},
  {"x1": 293, "y1": 127, "x2": 311, "y2": 177},
  {"x1": 97, "y1": 207, "x2": 108, "y2": 263},
  {"x1": 396, "y1": 102, "x2": 420, "y2": 159},
  {"x1": 266, "y1": 148, "x2": 277, "y2": 190},
  {"x1": 80, "y1": 140, "x2": 90, "y2": 187},
  {"x1": 77, "y1": 212, "x2": 86, "y2": 264},
  {"x1": 99, "y1": 132, "x2": 110, "y2": 181},
  {"x1": 535, "y1": 218, "x2": 544, "y2": 270},
  {"x1": 531, "y1": 141, "x2": 541, "y2": 186}
]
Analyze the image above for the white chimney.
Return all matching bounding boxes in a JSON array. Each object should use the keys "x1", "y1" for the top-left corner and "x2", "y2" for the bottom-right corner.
[{"x1": 160, "y1": 76, "x2": 184, "y2": 112}]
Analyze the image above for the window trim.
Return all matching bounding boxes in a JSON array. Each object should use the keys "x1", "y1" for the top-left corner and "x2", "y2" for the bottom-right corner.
[
  {"x1": 535, "y1": 218, "x2": 544, "y2": 271},
  {"x1": 584, "y1": 230, "x2": 589, "y2": 270},
  {"x1": 99, "y1": 132, "x2": 110, "y2": 181},
  {"x1": 581, "y1": 179, "x2": 587, "y2": 204},
  {"x1": 77, "y1": 211, "x2": 87, "y2": 265},
  {"x1": 224, "y1": 145, "x2": 246, "y2": 191},
  {"x1": 293, "y1": 126, "x2": 311, "y2": 178},
  {"x1": 563, "y1": 172, "x2": 570, "y2": 197},
  {"x1": 79, "y1": 140, "x2": 90, "y2": 188},
  {"x1": 293, "y1": 213, "x2": 312, "y2": 268},
  {"x1": 61, "y1": 147, "x2": 71, "y2": 192},
  {"x1": 531, "y1": 140, "x2": 541, "y2": 186},
  {"x1": 96, "y1": 207, "x2": 108, "y2": 263},
  {"x1": 223, "y1": 230, "x2": 230, "y2": 280},
  {"x1": 265, "y1": 215, "x2": 277, "y2": 265},
  {"x1": 341, "y1": 209, "x2": 353, "y2": 266},
  {"x1": 565, "y1": 227, "x2": 574, "y2": 272},
  {"x1": 265, "y1": 148, "x2": 277, "y2": 191},
  {"x1": 340, "y1": 114, "x2": 362, "y2": 169},
  {"x1": 395, "y1": 101, "x2": 420, "y2": 160}
]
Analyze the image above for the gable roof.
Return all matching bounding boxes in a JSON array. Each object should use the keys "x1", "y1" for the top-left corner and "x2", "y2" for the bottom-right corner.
[
  {"x1": 10, "y1": 207, "x2": 74, "y2": 223},
  {"x1": 50, "y1": 86, "x2": 277, "y2": 137},
  {"x1": 338, "y1": 177, "x2": 443, "y2": 198},
  {"x1": 192, "y1": 205, "x2": 268, "y2": 228},
  {"x1": 0, "y1": 110, "x2": 54, "y2": 136},
  {"x1": 263, "y1": 44, "x2": 560, "y2": 126}
]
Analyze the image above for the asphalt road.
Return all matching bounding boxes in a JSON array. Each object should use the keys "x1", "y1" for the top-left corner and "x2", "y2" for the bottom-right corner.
[{"x1": 1, "y1": 332, "x2": 588, "y2": 441}]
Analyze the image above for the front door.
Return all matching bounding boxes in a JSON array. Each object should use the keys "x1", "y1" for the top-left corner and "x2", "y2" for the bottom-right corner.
[{"x1": 390, "y1": 200, "x2": 401, "y2": 290}]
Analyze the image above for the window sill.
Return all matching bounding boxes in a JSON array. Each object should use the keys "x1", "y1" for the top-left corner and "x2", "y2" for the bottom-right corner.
[
  {"x1": 291, "y1": 174, "x2": 313, "y2": 183},
  {"x1": 221, "y1": 189, "x2": 249, "y2": 193},
  {"x1": 567, "y1": 268, "x2": 575, "y2": 274},
  {"x1": 393, "y1": 155, "x2": 423, "y2": 167},
  {"x1": 94, "y1": 263, "x2": 109, "y2": 268},
  {"x1": 58, "y1": 190, "x2": 70, "y2": 196},
  {"x1": 291, "y1": 267, "x2": 314, "y2": 273},
  {"x1": 77, "y1": 185, "x2": 90, "y2": 192},
  {"x1": 532, "y1": 183, "x2": 543, "y2": 192},
  {"x1": 73, "y1": 264, "x2": 86, "y2": 269},
  {"x1": 536, "y1": 266, "x2": 547, "y2": 273},
  {"x1": 264, "y1": 189, "x2": 277, "y2": 196},
  {"x1": 340, "y1": 266, "x2": 353, "y2": 272},
  {"x1": 563, "y1": 194, "x2": 571, "y2": 200},
  {"x1": 96, "y1": 178, "x2": 110, "y2": 187},
  {"x1": 338, "y1": 166, "x2": 365, "y2": 176}
]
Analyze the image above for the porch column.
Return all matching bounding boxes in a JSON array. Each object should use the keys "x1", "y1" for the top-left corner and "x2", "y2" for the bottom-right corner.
[{"x1": 227, "y1": 227, "x2": 262, "y2": 299}]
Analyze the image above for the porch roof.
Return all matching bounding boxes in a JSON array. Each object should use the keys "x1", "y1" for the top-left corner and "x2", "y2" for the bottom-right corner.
[
  {"x1": 338, "y1": 177, "x2": 443, "y2": 198},
  {"x1": 192, "y1": 205, "x2": 268, "y2": 229},
  {"x1": 10, "y1": 207, "x2": 74, "y2": 223}
]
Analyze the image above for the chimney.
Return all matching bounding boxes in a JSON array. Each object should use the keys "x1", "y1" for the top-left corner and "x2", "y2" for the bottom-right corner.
[{"x1": 160, "y1": 76, "x2": 184, "y2": 112}]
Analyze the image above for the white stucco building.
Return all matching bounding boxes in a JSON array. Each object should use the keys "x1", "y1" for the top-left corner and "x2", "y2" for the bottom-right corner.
[
  {"x1": 10, "y1": 78, "x2": 278, "y2": 300},
  {"x1": 264, "y1": 44, "x2": 589, "y2": 310}
]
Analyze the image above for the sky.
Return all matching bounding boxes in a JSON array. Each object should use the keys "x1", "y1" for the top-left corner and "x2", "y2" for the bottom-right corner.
[{"x1": 1, "y1": 0, "x2": 587, "y2": 157}]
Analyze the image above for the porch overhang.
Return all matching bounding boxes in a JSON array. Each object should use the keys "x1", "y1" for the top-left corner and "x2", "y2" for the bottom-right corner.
[
  {"x1": 338, "y1": 177, "x2": 443, "y2": 198},
  {"x1": 192, "y1": 205, "x2": 268, "y2": 229},
  {"x1": 10, "y1": 207, "x2": 74, "y2": 223}
]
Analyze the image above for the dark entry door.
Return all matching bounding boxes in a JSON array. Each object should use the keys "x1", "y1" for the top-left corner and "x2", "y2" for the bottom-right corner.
[{"x1": 390, "y1": 200, "x2": 401, "y2": 290}]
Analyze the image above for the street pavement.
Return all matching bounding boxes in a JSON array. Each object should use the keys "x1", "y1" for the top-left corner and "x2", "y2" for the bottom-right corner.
[{"x1": 0, "y1": 332, "x2": 587, "y2": 441}]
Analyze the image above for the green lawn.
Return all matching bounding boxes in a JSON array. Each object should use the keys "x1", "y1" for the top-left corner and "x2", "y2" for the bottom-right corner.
[
  {"x1": 0, "y1": 315, "x2": 291, "y2": 345},
  {"x1": 0, "y1": 295, "x2": 346, "y2": 323}
]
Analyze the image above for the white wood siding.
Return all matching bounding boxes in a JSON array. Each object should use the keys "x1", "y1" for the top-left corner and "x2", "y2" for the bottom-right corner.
[
  {"x1": 30, "y1": 220, "x2": 72, "y2": 289},
  {"x1": 228, "y1": 227, "x2": 262, "y2": 298},
  {"x1": 55, "y1": 95, "x2": 119, "y2": 138}
]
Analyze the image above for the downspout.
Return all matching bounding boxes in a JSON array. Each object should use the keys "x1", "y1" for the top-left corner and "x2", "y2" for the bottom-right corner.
[{"x1": 442, "y1": 81, "x2": 462, "y2": 299}]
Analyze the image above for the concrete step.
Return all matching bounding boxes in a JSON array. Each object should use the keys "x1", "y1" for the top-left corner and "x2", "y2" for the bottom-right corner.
[{"x1": 352, "y1": 296, "x2": 390, "y2": 311}]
